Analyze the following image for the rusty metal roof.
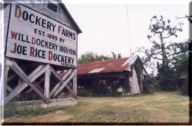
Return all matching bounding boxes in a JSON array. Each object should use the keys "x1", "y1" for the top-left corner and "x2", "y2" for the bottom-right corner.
[
  {"x1": 59, "y1": 56, "x2": 148, "y2": 78},
  {"x1": 78, "y1": 57, "x2": 130, "y2": 75}
]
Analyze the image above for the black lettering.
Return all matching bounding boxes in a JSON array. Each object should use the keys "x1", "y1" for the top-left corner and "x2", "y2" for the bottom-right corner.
[
  {"x1": 22, "y1": 46, "x2": 27, "y2": 55},
  {"x1": 47, "y1": 21, "x2": 52, "y2": 30},
  {"x1": 15, "y1": 44, "x2": 27, "y2": 55},
  {"x1": 41, "y1": 18, "x2": 46, "y2": 28},
  {"x1": 22, "y1": 11, "x2": 28, "y2": 21},
  {"x1": 29, "y1": 13, "x2": 35, "y2": 23},
  {"x1": 35, "y1": 16, "x2": 41, "y2": 26},
  {"x1": 72, "y1": 33, "x2": 76, "y2": 40},
  {"x1": 52, "y1": 24, "x2": 56, "y2": 32},
  {"x1": 19, "y1": 8, "x2": 57, "y2": 32}
]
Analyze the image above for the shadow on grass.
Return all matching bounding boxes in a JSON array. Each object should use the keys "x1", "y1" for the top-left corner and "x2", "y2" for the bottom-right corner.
[
  {"x1": 4, "y1": 102, "x2": 68, "y2": 118},
  {"x1": 4, "y1": 101, "x2": 93, "y2": 118}
]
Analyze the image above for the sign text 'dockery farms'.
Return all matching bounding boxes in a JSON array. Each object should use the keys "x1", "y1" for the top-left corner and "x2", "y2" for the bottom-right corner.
[{"x1": 6, "y1": 4, "x2": 77, "y2": 67}]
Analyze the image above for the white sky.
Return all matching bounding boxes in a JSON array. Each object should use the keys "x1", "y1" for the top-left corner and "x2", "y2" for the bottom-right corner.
[{"x1": 64, "y1": 0, "x2": 190, "y2": 58}]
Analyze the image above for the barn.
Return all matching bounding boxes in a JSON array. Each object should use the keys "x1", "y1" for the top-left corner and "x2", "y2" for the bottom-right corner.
[
  {"x1": 77, "y1": 56, "x2": 148, "y2": 96},
  {"x1": 2, "y1": 0, "x2": 81, "y2": 104}
]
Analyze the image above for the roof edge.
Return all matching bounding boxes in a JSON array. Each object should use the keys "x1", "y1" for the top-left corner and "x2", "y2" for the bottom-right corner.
[
  {"x1": 60, "y1": 3, "x2": 82, "y2": 34},
  {"x1": 78, "y1": 70, "x2": 130, "y2": 75},
  {"x1": 78, "y1": 57, "x2": 129, "y2": 66}
]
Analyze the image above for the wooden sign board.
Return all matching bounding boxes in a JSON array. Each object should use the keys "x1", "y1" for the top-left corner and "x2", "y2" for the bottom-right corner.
[{"x1": 5, "y1": 4, "x2": 77, "y2": 68}]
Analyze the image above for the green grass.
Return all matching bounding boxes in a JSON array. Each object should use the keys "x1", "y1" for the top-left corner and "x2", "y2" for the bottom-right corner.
[
  {"x1": 4, "y1": 102, "x2": 68, "y2": 118},
  {"x1": 4, "y1": 92, "x2": 189, "y2": 123}
]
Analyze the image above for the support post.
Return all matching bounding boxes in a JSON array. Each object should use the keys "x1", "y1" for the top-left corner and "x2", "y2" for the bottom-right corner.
[
  {"x1": 73, "y1": 70, "x2": 77, "y2": 96},
  {"x1": 4, "y1": 64, "x2": 46, "y2": 104},
  {"x1": 53, "y1": 69, "x2": 76, "y2": 97},
  {"x1": 50, "y1": 70, "x2": 72, "y2": 97},
  {"x1": 8, "y1": 61, "x2": 50, "y2": 103},
  {"x1": 3, "y1": 59, "x2": 78, "y2": 104},
  {"x1": 44, "y1": 66, "x2": 51, "y2": 98},
  {"x1": 6, "y1": 85, "x2": 13, "y2": 93},
  {"x1": 4, "y1": 65, "x2": 9, "y2": 97}
]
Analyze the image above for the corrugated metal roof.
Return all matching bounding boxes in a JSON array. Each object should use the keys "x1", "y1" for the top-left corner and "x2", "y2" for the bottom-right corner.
[
  {"x1": 88, "y1": 68, "x2": 105, "y2": 73},
  {"x1": 78, "y1": 57, "x2": 130, "y2": 75}
]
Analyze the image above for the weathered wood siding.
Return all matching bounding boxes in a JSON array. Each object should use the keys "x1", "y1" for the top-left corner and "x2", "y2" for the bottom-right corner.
[
  {"x1": 129, "y1": 66, "x2": 141, "y2": 94},
  {"x1": 4, "y1": 4, "x2": 11, "y2": 50}
]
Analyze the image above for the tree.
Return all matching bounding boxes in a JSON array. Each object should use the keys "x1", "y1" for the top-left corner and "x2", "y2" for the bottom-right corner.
[
  {"x1": 111, "y1": 51, "x2": 122, "y2": 59},
  {"x1": 166, "y1": 41, "x2": 189, "y2": 66},
  {"x1": 175, "y1": 52, "x2": 189, "y2": 95},
  {"x1": 78, "y1": 52, "x2": 111, "y2": 64},
  {"x1": 136, "y1": 16, "x2": 184, "y2": 72},
  {"x1": 146, "y1": 15, "x2": 183, "y2": 68},
  {"x1": 117, "y1": 53, "x2": 122, "y2": 59},
  {"x1": 137, "y1": 15, "x2": 186, "y2": 90},
  {"x1": 78, "y1": 52, "x2": 122, "y2": 64},
  {"x1": 111, "y1": 51, "x2": 117, "y2": 59}
]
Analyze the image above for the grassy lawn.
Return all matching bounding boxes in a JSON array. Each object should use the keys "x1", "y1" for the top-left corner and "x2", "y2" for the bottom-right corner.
[{"x1": 3, "y1": 92, "x2": 189, "y2": 123}]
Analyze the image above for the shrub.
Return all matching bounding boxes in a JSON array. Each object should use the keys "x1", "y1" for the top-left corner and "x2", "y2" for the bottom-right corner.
[
  {"x1": 142, "y1": 77, "x2": 156, "y2": 94},
  {"x1": 179, "y1": 79, "x2": 189, "y2": 96}
]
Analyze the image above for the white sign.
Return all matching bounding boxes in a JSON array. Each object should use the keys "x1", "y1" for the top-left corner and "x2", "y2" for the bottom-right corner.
[{"x1": 6, "y1": 4, "x2": 77, "y2": 68}]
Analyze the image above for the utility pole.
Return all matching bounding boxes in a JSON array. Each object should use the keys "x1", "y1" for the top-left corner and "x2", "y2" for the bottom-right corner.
[{"x1": 125, "y1": 4, "x2": 132, "y2": 56}]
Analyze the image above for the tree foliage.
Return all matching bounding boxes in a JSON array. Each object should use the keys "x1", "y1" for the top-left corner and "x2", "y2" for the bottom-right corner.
[
  {"x1": 138, "y1": 15, "x2": 185, "y2": 66},
  {"x1": 78, "y1": 52, "x2": 111, "y2": 64},
  {"x1": 78, "y1": 52, "x2": 122, "y2": 64},
  {"x1": 111, "y1": 51, "x2": 122, "y2": 59},
  {"x1": 145, "y1": 15, "x2": 183, "y2": 67},
  {"x1": 175, "y1": 53, "x2": 189, "y2": 95},
  {"x1": 175, "y1": 53, "x2": 188, "y2": 74},
  {"x1": 137, "y1": 15, "x2": 189, "y2": 91}
]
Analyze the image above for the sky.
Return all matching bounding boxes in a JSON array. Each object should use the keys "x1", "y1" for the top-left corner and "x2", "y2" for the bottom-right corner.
[{"x1": 64, "y1": 0, "x2": 190, "y2": 58}]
